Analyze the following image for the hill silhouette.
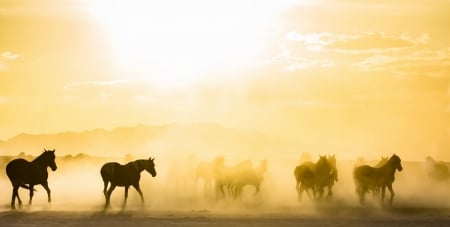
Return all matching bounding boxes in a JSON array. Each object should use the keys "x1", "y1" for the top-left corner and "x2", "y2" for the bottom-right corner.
[{"x1": 0, "y1": 123, "x2": 297, "y2": 158}]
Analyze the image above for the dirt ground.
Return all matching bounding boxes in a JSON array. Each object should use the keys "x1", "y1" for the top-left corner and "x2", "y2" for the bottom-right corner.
[{"x1": 0, "y1": 205, "x2": 449, "y2": 227}]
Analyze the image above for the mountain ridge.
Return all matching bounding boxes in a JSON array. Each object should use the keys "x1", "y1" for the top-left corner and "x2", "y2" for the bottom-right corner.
[{"x1": 0, "y1": 123, "x2": 298, "y2": 158}]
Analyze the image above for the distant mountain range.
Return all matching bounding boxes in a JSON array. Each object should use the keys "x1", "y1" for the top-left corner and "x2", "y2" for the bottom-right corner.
[{"x1": 0, "y1": 123, "x2": 298, "y2": 158}]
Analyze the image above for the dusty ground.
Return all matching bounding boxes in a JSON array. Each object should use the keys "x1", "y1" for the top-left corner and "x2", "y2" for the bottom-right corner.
[{"x1": 0, "y1": 205, "x2": 449, "y2": 227}]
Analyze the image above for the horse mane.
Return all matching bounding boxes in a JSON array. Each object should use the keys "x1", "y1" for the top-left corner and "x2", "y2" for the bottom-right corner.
[{"x1": 31, "y1": 150, "x2": 53, "y2": 165}]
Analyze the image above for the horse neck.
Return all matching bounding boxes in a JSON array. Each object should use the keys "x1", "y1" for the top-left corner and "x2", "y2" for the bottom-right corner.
[
  {"x1": 131, "y1": 160, "x2": 145, "y2": 172},
  {"x1": 31, "y1": 154, "x2": 49, "y2": 169},
  {"x1": 378, "y1": 159, "x2": 397, "y2": 174}
]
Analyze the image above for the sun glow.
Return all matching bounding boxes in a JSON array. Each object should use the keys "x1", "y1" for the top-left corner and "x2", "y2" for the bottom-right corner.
[{"x1": 88, "y1": 0, "x2": 294, "y2": 87}]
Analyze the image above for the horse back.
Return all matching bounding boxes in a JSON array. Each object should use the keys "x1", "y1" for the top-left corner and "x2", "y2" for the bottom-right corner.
[
  {"x1": 101, "y1": 162, "x2": 140, "y2": 186},
  {"x1": 294, "y1": 164, "x2": 314, "y2": 184},
  {"x1": 354, "y1": 165, "x2": 389, "y2": 186},
  {"x1": 6, "y1": 158, "x2": 47, "y2": 184}
]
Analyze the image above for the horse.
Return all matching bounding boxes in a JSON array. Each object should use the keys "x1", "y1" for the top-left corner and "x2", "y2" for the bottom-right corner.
[
  {"x1": 353, "y1": 154, "x2": 403, "y2": 206},
  {"x1": 231, "y1": 160, "x2": 268, "y2": 199},
  {"x1": 368, "y1": 156, "x2": 390, "y2": 196},
  {"x1": 315, "y1": 155, "x2": 338, "y2": 200},
  {"x1": 294, "y1": 155, "x2": 332, "y2": 202},
  {"x1": 101, "y1": 157, "x2": 156, "y2": 209},
  {"x1": 6, "y1": 149, "x2": 57, "y2": 209},
  {"x1": 195, "y1": 159, "x2": 218, "y2": 198},
  {"x1": 424, "y1": 156, "x2": 450, "y2": 182},
  {"x1": 375, "y1": 156, "x2": 389, "y2": 168}
]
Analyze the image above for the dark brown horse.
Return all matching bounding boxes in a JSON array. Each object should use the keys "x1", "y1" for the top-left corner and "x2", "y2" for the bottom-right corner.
[
  {"x1": 6, "y1": 149, "x2": 57, "y2": 209},
  {"x1": 353, "y1": 154, "x2": 403, "y2": 206},
  {"x1": 101, "y1": 157, "x2": 156, "y2": 209}
]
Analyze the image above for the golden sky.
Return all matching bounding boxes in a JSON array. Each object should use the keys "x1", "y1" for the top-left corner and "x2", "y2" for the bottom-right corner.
[{"x1": 0, "y1": 0, "x2": 449, "y2": 159}]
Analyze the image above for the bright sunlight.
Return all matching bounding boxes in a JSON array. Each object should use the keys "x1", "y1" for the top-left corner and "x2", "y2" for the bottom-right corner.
[{"x1": 87, "y1": 0, "x2": 295, "y2": 88}]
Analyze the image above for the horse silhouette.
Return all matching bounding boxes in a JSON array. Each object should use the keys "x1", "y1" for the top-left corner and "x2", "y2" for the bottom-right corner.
[
  {"x1": 213, "y1": 157, "x2": 257, "y2": 199},
  {"x1": 6, "y1": 149, "x2": 57, "y2": 209},
  {"x1": 367, "y1": 156, "x2": 390, "y2": 196},
  {"x1": 231, "y1": 160, "x2": 268, "y2": 198},
  {"x1": 375, "y1": 156, "x2": 389, "y2": 167},
  {"x1": 425, "y1": 156, "x2": 450, "y2": 182},
  {"x1": 315, "y1": 155, "x2": 338, "y2": 200},
  {"x1": 101, "y1": 157, "x2": 156, "y2": 209},
  {"x1": 353, "y1": 154, "x2": 403, "y2": 206},
  {"x1": 195, "y1": 158, "x2": 218, "y2": 198},
  {"x1": 294, "y1": 155, "x2": 334, "y2": 202},
  {"x1": 213, "y1": 156, "x2": 240, "y2": 199}
]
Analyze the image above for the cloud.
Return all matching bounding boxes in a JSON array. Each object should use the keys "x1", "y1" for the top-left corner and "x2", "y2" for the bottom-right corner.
[
  {"x1": 63, "y1": 79, "x2": 139, "y2": 90},
  {"x1": 354, "y1": 48, "x2": 450, "y2": 77},
  {"x1": 293, "y1": 99, "x2": 341, "y2": 108},
  {"x1": 283, "y1": 58, "x2": 334, "y2": 72},
  {"x1": 1, "y1": 51, "x2": 21, "y2": 60},
  {"x1": 284, "y1": 31, "x2": 425, "y2": 54},
  {"x1": 329, "y1": 33, "x2": 422, "y2": 53},
  {"x1": 0, "y1": 51, "x2": 21, "y2": 72}
]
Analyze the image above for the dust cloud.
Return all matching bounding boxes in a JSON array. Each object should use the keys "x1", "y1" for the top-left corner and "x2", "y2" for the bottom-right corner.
[{"x1": 1, "y1": 143, "x2": 449, "y2": 217}]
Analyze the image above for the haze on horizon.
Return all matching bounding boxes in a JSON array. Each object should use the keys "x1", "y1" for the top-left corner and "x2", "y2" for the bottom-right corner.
[{"x1": 0, "y1": 0, "x2": 449, "y2": 161}]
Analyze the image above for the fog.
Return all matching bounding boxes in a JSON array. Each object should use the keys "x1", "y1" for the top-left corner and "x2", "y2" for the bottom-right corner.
[{"x1": 1, "y1": 147, "x2": 449, "y2": 216}]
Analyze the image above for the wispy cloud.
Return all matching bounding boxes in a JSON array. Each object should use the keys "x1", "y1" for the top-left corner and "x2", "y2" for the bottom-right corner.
[
  {"x1": 1, "y1": 51, "x2": 21, "y2": 61},
  {"x1": 0, "y1": 51, "x2": 20, "y2": 72},
  {"x1": 63, "y1": 79, "x2": 144, "y2": 90},
  {"x1": 354, "y1": 48, "x2": 450, "y2": 77},
  {"x1": 284, "y1": 31, "x2": 425, "y2": 54},
  {"x1": 283, "y1": 58, "x2": 334, "y2": 72}
]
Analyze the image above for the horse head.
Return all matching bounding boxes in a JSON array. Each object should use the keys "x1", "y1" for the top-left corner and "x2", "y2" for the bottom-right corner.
[
  {"x1": 145, "y1": 157, "x2": 157, "y2": 177},
  {"x1": 327, "y1": 154, "x2": 338, "y2": 181},
  {"x1": 327, "y1": 155, "x2": 336, "y2": 166},
  {"x1": 425, "y1": 156, "x2": 435, "y2": 163},
  {"x1": 315, "y1": 155, "x2": 330, "y2": 171},
  {"x1": 44, "y1": 149, "x2": 57, "y2": 171},
  {"x1": 390, "y1": 154, "x2": 403, "y2": 172}
]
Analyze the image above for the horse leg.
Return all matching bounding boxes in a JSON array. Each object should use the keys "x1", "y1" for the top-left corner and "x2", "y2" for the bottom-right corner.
[
  {"x1": 29, "y1": 185, "x2": 35, "y2": 205},
  {"x1": 132, "y1": 183, "x2": 145, "y2": 206},
  {"x1": 358, "y1": 185, "x2": 366, "y2": 204},
  {"x1": 103, "y1": 180, "x2": 109, "y2": 199},
  {"x1": 104, "y1": 184, "x2": 116, "y2": 209},
  {"x1": 42, "y1": 181, "x2": 52, "y2": 203},
  {"x1": 122, "y1": 185, "x2": 129, "y2": 209},
  {"x1": 11, "y1": 185, "x2": 20, "y2": 209},
  {"x1": 387, "y1": 184, "x2": 395, "y2": 206},
  {"x1": 327, "y1": 185, "x2": 333, "y2": 200},
  {"x1": 317, "y1": 186, "x2": 324, "y2": 200},
  {"x1": 380, "y1": 185, "x2": 386, "y2": 205},
  {"x1": 295, "y1": 181, "x2": 301, "y2": 202}
]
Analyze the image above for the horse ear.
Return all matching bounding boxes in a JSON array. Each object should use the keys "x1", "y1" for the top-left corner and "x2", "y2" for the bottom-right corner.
[{"x1": 52, "y1": 149, "x2": 55, "y2": 153}]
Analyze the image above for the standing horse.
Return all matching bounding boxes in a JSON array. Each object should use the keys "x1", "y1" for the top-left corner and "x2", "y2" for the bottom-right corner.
[
  {"x1": 101, "y1": 157, "x2": 156, "y2": 209},
  {"x1": 6, "y1": 149, "x2": 58, "y2": 209},
  {"x1": 353, "y1": 154, "x2": 403, "y2": 206}
]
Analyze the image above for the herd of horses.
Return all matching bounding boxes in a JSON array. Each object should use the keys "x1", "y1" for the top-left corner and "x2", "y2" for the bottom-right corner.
[{"x1": 2, "y1": 149, "x2": 448, "y2": 210}]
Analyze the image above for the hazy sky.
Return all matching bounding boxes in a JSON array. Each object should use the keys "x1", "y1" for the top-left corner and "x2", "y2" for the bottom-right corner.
[{"x1": 0, "y1": 0, "x2": 449, "y2": 159}]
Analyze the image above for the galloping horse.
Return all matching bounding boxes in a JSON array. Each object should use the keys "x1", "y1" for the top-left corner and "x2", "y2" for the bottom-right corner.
[
  {"x1": 294, "y1": 155, "x2": 333, "y2": 202},
  {"x1": 101, "y1": 157, "x2": 157, "y2": 209},
  {"x1": 315, "y1": 155, "x2": 338, "y2": 200},
  {"x1": 6, "y1": 149, "x2": 58, "y2": 209},
  {"x1": 231, "y1": 160, "x2": 268, "y2": 198},
  {"x1": 353, "y1": 154, "x2": 403, "y2": 206}
]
